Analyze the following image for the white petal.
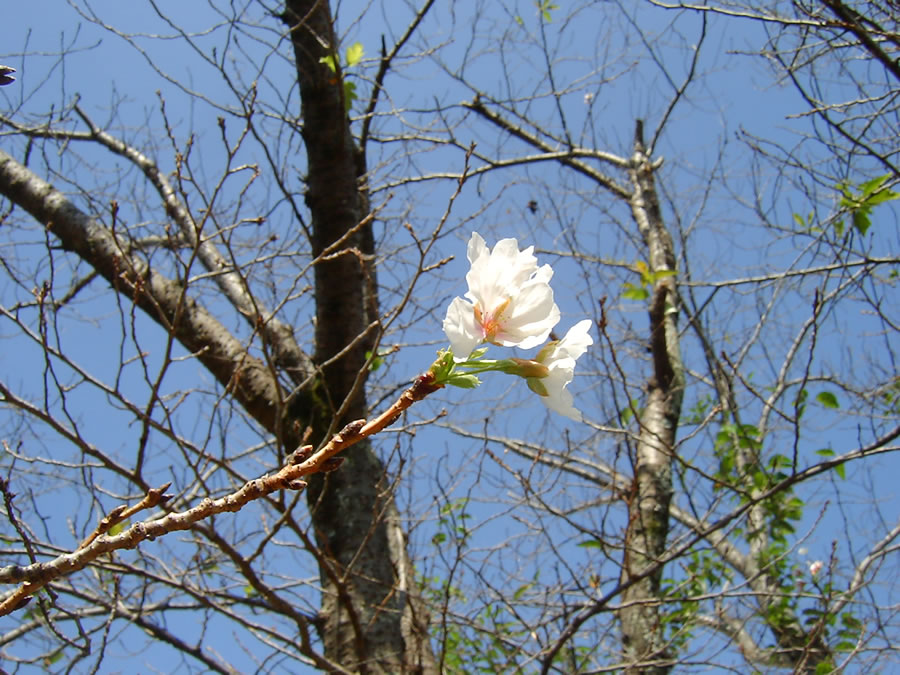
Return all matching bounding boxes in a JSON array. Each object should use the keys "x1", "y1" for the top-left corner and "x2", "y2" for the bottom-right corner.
[
  {"x1": 466, "y1": 232, "x2": 489, "y2": 265},
  {"x1": 495, "y1": 282, "x2": 560, "y2": 348},
  {"x1": 448, "y1": 232, "x2": 563, "y2": 354},
  {"x1": 443, "y1": 296, "x2": 482, "y2": 360},
  {"x1": 466, "y1": 235, "x2": 538, "y2": 311},
  {"x1": 532, "y1": 321, "x2": 592, "y2": 421},
  {"x1": 539, "y1": 363, "x2": 582, "y2": 421},
  {"x1": 550, "y1": 320, "x2": 593, "y2": 361},
  {"x1": 531, "y1": 263, "x2": 554, "y2": 285}
]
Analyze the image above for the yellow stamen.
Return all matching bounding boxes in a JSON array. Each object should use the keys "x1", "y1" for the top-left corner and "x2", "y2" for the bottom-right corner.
[{"x1": 474, "y1": 297, "x2": 512, "y2": 342}]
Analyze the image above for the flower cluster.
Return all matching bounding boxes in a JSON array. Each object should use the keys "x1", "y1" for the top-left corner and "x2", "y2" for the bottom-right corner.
[{"x1": 436, "y1": 232, "x2": 592, "y2": 421}]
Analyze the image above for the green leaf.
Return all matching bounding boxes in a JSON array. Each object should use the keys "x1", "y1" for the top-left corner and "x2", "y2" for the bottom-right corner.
[
  {"x1": 44, "y1": 650, "x2": 64, "y2": 666},
  {"x1": 815, "y1": 448, "x2": 835, "y2": 458},
  {"x1": 834, "y1": 462, "x2": 846, "y2": 480},
  {"x1": 364, "y1": 350, "x2": 385, "y2": 372},
  {"x1": 768, "y1": 453, "x2": 792, "y2": 470},
  {"x1": 318, "y1": 53, "x2": 338, "y2": 73},
  {"x1": 243, "y1": 584, "x2": 257, "y2": 596},
  {"x1": 447, "y1": 373, "x2": 480, "y2": 389},
  {"x1": 651, "y1": 269, "x2": 677, "y2": 282},
  {"x1": 107, "y1": 520, "x2": 130, "y2": 536},
  {"x1": 837, "y1": 174, "x2": 899, "y2": 236},
  {"x1": 841, "y1": 613, "x2": 862, "y2": 630},
  {"x1": 634, "y1": 259, "x2": 650, "y2": 283},
  {"x1": 577, "y1": 539, "x2": 604, "y2": 549},
  {"x1": 513, "y1": 582, "x2": 534, "y2": 600},
  {"x1": 833, "y1": 218, "x2": 845, "y2": 237},
  {"x1": 469, "y1": 346, "x2": 490, "y2": 360},
  {"x1": 853, "y1": 210, "x2": 872, "y2": 236},
  {"x1": 343, "y1": 80, "x2": 357, "y2": 113},
  {"x1": 537, "y1": 0, "x2": 559, "y2": 22},
  {"x1": 859, "y1": 174, "x2": 890, "y2": 198},
  {"x1": 620, "y1": 399, "x2": 639, "y2": 424},
  {"x1": 816, "y1": 391, "x2": 840, "y2": 409},
  {"x1": 622, "y1": 283, "x2": 649, "y2": 301},
  {"x1": 345, "y1": 42, "x2": 364, "y2": 67}
]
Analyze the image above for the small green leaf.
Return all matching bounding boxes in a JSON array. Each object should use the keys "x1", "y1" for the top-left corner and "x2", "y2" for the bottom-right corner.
[
  {"x1": 107, "y1": 520, "x2": 130, "y2": 536},
  {"x1": 537, "y1": 0, "x2": 559, "y2": 22},
  {"x1": 243, "y1": 584, "x2": 257, "y2": 596},
  {"x1": 345, "y1": 42, "x2": 364, "y2": 67},
  {"x1": 815, "y1": 448, "x2": 835, "y2": 458},
  {"x1": 620, "y1": 399, "x2": 639, "y2": 424},
  {"x1": 365, "y1": 350, "x2": 385, "y2": 371},
  {"x1": 859, "y1": 174, "x2": 890, "y2": 197},
  {"x1": 853, "y1": 210, "x2": 872, "y2": 236},
  {"x1": 343, "y1": 80, "x2": 357, "y2": 112},
  {"x1": 634, "y1": 259, "x2": 650, "y2": 283},
  {"x1": 816, "y1": 391, "x2": 840, "y2": 409},
  {"x1": 469, "y1": 346, "x2": 490, "y2": 360},
  {"x1": 836, "y1": 174, "x2": 899, "y2": 237},
  {"x1": 578, "y1": 539, "x2": 604, "y2": 549},
  {"x1": 834, "y1": 462, "x2": 846, "y2": 480},
  {"x1": 446, "y1": 373, "x2": 480, "y2": 389},
  {"x1": 841, "y1": 613, "x2": 862, "y2": 630},
  {"x1": 622, "y1": 283, "x2": 649, "y2": 301},
  {"x1": 651, "y1": 269, "x2": 677, "y2": 282},
  {"x1": 45, "y1": 650, "x2": 64, "y2": 666},
  {"x1": 318, "y1": 53, "x2": 338, "y2": 73},
  {"x1": 833, "y1": 219, "x2": 845, "y2": 237},
  {"x1": 513, "y1": 582, "x2": 534, "y2": 600}
]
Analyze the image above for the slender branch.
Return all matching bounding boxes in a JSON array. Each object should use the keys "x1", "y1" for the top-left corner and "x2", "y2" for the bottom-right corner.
[
  {"x1": 0, "y1": 111, "x2": 316, "y2": 385},
  {"x1": 819, "y1": 0, "x2": 900, "y2": 83},
  {"x1": 463, "y1": 96, "x2": 633, "y2": 200},
  {"x1": 0, "y1": 371, "x2": 442, "y2": 615}
]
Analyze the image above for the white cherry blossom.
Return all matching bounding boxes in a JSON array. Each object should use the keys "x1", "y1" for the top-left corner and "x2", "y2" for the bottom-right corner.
[
  {"x1": 527, "y1": 320, "x2": 593, "y2": 421},
  {"x1": 443, "y1": 232, "x2": 560, "y2": 360}
]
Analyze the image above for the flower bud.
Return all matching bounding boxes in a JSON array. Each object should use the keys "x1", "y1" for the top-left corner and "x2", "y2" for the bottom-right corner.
[{"x1": 504, "y1": 358, "x2": 550, "y2": 379}]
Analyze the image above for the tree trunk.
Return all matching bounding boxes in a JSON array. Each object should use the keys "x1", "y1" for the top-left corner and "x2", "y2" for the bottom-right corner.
[
  {"x1": 618, "y1": 120, "x2": 684, "y2": 674},
  {"x1": 282, "y1": 2, "x2": 436, "y2": 672}
]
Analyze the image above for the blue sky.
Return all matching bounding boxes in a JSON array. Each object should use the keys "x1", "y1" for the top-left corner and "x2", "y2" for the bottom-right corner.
[{"x1": 1, "y1": 1, "x2": 898, "y2": 673}]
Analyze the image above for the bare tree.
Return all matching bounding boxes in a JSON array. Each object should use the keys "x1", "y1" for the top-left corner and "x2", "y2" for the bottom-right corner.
[
  {"x1": 411, "y1": 1, "x2": 899, "y2": 673},
  {"x1": 0, "y1": 1, "x2": 441, "y2": 671}
]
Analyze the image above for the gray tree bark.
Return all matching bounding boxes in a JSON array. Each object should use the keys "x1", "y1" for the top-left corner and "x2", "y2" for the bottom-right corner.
[{"x1": 618, "y1": 120, "x2": 684, "y2": 674}]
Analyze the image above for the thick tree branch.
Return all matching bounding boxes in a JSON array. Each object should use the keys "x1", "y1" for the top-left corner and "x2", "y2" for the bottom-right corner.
[
  {"x1": 0, "y1": 148, "x2": 285, "y2": 433},
  {"x1": 0, "y1": 111, "x2": 316, "y2": 388}
]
